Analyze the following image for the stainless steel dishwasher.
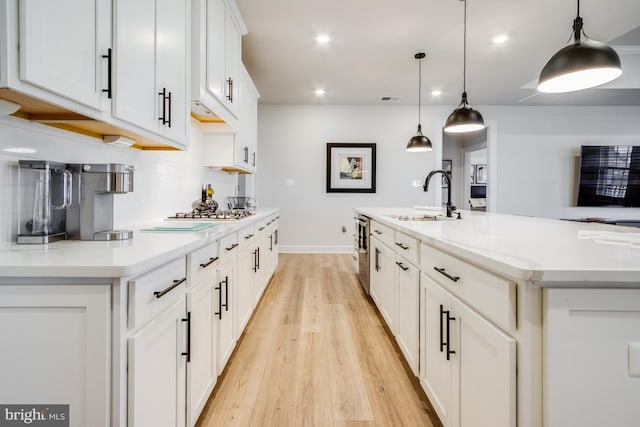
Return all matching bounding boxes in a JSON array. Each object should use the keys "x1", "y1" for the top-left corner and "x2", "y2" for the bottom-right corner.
[{"x1": 356, "y1": 214, "x2": 370, "y2": 294}]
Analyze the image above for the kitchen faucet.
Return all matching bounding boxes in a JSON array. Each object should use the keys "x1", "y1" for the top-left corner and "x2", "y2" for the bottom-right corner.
[{"x1": 424, "y1": 170, "x2": 456, "y2": 217}]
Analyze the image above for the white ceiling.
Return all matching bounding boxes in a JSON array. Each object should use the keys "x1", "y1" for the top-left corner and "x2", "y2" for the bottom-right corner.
[{"x1": 236, "y1": 0, "x2": 640, "y2": 106}]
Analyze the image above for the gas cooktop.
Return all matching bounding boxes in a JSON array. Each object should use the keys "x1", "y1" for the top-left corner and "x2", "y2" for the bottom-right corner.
[{"x1": 167, "y1": 209, "x2": 254, "y2": 221}]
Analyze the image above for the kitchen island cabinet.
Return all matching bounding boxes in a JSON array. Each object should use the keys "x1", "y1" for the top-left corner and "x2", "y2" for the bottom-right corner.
[
  {"x1": 0, "y1": 209, "x2": 279, "y2": 427},
  {"x1": 355, "y1": 207, "x2": 640, "y2": 427},
  {"x1": 0, "y1": 283, "x2": 110, "y2": 427}
]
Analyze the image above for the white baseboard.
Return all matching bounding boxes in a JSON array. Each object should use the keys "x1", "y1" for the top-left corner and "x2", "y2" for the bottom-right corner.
[{"x1": 279, "y1": 245, "x2": 352, "y2": 254}]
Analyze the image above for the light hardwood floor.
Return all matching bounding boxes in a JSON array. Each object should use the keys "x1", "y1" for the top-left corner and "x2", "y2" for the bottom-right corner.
[{"x1": 196, "y1": 253, "x2": 440, "y2": 427}]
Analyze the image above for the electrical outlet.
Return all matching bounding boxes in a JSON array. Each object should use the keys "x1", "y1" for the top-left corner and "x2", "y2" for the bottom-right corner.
[
  {"x1": 286, "y1": 179, "x2": 294, "y2": 186},
  {"x1": 341, "y1": 226, "x2": 347, "y2": 233},
  {"x1": 412, "y1": 180, "x2": 421, "y2": 187}
]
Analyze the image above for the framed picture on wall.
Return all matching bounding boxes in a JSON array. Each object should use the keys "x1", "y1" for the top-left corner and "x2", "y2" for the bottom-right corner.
[
  {"x1": 475, "y1": 164, "x2": 487, "y2": 184},
  {"x1": 326, "y1": 142, "x2": 377, "y2": 193},
  {"x1": 442, "y1": 159, "x2": 452, "y2": 188}
]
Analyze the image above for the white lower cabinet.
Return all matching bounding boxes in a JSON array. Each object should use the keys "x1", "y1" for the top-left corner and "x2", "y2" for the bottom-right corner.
[
  {"x1": 544, "y1": 288, "x2": 640, "y2": 427},
  {"x1": 395, "y1": 254, "x2": 420, "y2": 374},
  {"x1": 216, "y1": 257, "x2": 236, "y2": 372},
  {"x1": 370, "y1": 236, "x2": 396, "y2": 331},
  {"x1": 421, "y1": 273, "x2": 516, "y2": 427},
  {"x1": 0, "y1": 284, "x2": 110, "y2": 427},
  {"x1": 186, "y1": 278, "x2": 217, "y2": 426},
  {"x1": 236, "y1": 241, "x2": 257, "y2": 338},
  {"x1": 128, "y1": 296, "x2": 187, "y2": 427}
]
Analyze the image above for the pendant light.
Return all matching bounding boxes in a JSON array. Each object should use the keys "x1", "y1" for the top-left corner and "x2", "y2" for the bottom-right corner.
[
  {"x1": 537, "y1": 0, "x2": 622, "y2": 93},
  {"x1": 444, "y1": 0, "x2": 485, "y2": 134},
  {"x1": 406, "y1": 52, "x2": 433, "y2": 152}
]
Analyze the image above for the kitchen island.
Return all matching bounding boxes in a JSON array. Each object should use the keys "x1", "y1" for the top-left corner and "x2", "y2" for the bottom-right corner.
[
  {"x1": 0, "y1": 209, "x2": 279, "y2": 427},
  {"x1": 355, "y1": 207, "x2": 640, "y2": 427}
]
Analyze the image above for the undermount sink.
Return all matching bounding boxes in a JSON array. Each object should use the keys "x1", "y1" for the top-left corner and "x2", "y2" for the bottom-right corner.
[{"x1": 386, "y1": 214, "x2": 459, "y2": 222}]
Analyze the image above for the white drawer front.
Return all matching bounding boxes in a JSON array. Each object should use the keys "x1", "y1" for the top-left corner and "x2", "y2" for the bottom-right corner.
[
  {"x1": 393, "y1": 230, "x2": 419, "y2": 265},
  {"x1": 129, "y1": 257, "x2": 187, "y2": 329},
  {"x1": 219, "y1": 232, "x2": 240, "y2": 258},
  {"x1": 189, "y1": 242, "x2": 219, "y2": 286},
  {"x1": 238, "y1": 225, "x2": 256, "y2": 245},
  {"x1": 421, "y1": 244, "x2": 516, "y2": 332},
  {"x1": 370, "y1": 220, "x2": 394, "y2": 248}
]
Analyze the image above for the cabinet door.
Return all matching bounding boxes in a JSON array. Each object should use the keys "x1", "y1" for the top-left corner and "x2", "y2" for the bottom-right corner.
[
  {"x1": 19, "y1": 0, "x2": 110, "y2": 111},
  {"x1": 237, "y1": 66, "x2": 259, "y2": 172},
  {"x1": 128, "y1": 297, "x2": 187, "y2": 427},
  {"x1": 235, "y1": 246, "x2": 256, "y2": 338},
  {"x1": 217, "y1": 259, "x2": 236, "y2": 373},
  {"x1": 186, "y1": 280, "x2": 217, "y2": 427},
  {"x1": 156, "y1": 0, "x2": 188, "y2": 142},
  {"x1": 224, "y1": 9, "x2": 241, "y2": 116},
  {"x1": 453, "y1": 297, "x2": 516, "y2": 427},
  {"x1": 369, "y1": 238, "x2": 396, "y2": 331},
  {"x1": 545, "y1": 288, "x2": 640, "y2": 427},
  {"x1": 0, "y1": 284, "x2": 110, "y2": 427},
  {"x1": 395, "y1": 256, "x2": 419, "y2": 374},
  {"x1": 421, "y1": 274, "x2": 453, "y2": 426},
  {"x1": 113, "y1": 0, "x2": 157, "y2": 131},
  {"x1": 205, "y1": 0, "x2": 226, "y2": 102}
]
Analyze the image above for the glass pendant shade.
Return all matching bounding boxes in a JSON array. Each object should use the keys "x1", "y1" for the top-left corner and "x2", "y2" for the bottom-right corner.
[
  {"x1": 537, "y1": 5, "x2": 622, "y2": 93},
  {"x1": 444, "y1": 92, "x2": 484, "y2": 133},
  {"x1": 406, "y1": 52, "x2": 432, "y2": 152},
  {"x1": 407, "y1": 124, "x2": 432, "y2": 152}
]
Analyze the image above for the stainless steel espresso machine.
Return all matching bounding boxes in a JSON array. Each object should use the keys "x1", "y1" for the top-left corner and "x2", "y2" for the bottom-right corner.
[{"x1": 66, "y1": 163, "x2": 134, "y2": 241}]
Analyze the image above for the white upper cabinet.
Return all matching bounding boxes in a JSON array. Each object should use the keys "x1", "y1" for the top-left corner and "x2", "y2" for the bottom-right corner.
[
  {"x1": 191, "y1": 0, "x2": 246, "y2": 128},
  {"x1": 18, "y1": 0, "x2": 111, "y2": 111},
  {"x1": 114, "y1": 0, "x2": 189, "y2": 146}
]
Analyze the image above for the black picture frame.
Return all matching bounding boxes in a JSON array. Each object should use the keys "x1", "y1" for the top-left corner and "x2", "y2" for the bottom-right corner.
[{"x1": 326, "y1": 143, "x2": 376, "y2": 193}]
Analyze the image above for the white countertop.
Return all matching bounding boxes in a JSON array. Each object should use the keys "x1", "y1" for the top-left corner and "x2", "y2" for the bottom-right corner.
[
  {"x1": 0, "y1": 209, "x2": 279, "y2": 279},
  {"x1": 356, "y1": 207, "x2": 640, "y2": 285}
]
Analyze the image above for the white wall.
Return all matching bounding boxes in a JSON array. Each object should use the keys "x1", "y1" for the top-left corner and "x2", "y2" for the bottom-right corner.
[
  {"x1": 0, "y1": 116, "x2": 238, "y2": 244},
  {"x1": 256, "y1": 104, "x2": 640, "y2": 252},
  {"x1": 256, "y1": 105, "x2": 448, "y2": 252}
]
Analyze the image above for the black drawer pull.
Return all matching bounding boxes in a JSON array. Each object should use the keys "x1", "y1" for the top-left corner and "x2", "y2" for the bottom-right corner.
[
  {"x1": 244, "y1": 234, "x2": 254, "y2": 240},
  {"x1": 101, "y1": 48, "x2": 112, "y2": 98},
  {"x1": 373, "y1": 229, "x2": 382, "y2": 235},
  {"x1": 395, "y1": 242, "x2": 409, "y2": 250},
  {"x1": 199, "y1": 256, "x2": 218, "y2": 269},
  {"x1": 258, "y1": 226, "x2": 265, "y2": 231},
  {"x1": 225, "y1": 243, "x2": 239, "y2": 252},
  {"x1": 434, "y1": 267, "x2": 460, "y2": 282},
  {"x1": 153, "y1": 277, "x2": 186, "y2": 298},
  {"x1": 181, "y1": 311, "x2": 191, "y2": 362},
  {"x1": 395, "y1": 261, "x2": 409, "y2": 271}
]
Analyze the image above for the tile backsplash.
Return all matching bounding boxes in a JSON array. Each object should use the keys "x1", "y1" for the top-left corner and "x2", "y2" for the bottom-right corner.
[{"x1": 0, "y1": 115, "x2": 241, "y2": 244}]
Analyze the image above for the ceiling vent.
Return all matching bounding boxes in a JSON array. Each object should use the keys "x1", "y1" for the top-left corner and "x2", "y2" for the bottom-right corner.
[{"x1": 381, "y1": 96, "x2": 401, "y2": 102}]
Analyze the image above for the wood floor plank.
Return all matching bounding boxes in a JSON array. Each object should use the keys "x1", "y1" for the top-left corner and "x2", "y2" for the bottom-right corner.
[
  {"x1": 324, "y1": 303, "x2": 374, "y2": 422},
  {"x1": 196, "y1": 253, "x2": 440, "y2": 427}
]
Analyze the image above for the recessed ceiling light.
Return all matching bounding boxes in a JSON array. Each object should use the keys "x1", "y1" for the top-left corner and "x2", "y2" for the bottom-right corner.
[
  {"x1": 431, "y1": 89, "x2": 442, "y2": 97},
  {"x1": 315, "y1": 89, "x2": 325, "y2": 96},
  {"x1": 316, "y1": 34, "x2": 330, "y2": 44},
  {"x1": 492, "y1": 34, "x2": 509, "y2": 44}
]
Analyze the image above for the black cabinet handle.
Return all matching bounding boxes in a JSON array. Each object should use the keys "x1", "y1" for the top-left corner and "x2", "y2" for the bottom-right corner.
[
  {"x1": 244, "y1": 234, "x2": 254, "y2": 240},
  {"x1": 199, "y1": 256, "x2": 218, "y2": 269},
  {"x1": 434, "y1": 267, "x2": 460, "y2": 283},
  {"x1": 227, "y1": 77, "x2": 233, "y2": 102},
  {"x1": 258, "y1": 226, "x2": 265, "y2": 231},
  {"x1": 269, "y1": 235, "x2": 273, "y2": 251},
  {"x1": 446, "y1": 311, "x2": 456, "y2": 361},
  {"x1": 222, "y1": 276, "x2": 229, "y2": 311},
  {"x1": 395, "y1": 261, "x2": 409, "y2": 271},
  {"x1": 153, "y1": 277, "x2": 186, "y2": 298},
  {"x1": 395, "y1": 242, "x2": 409, "y2": 250},
  {"x1": 181, "y1": 311, "x2": 191, "y2": 362},
  {"x1": 252, "y1": 152, "x2": 256, "y2": 166},
  {"x1": 167, "y1": 91, "x2": 172, "y2": 128},
  {"x1": 275, "y1": 230, "x2": 278, "y2": 245},
  {"x1": 225, "y1": 243, "x2": 239, "y2": 252},
  {"x1": 257, "y1": 247, "x2": 260, "y2": 270},
  {"x1": 253, "y1": 249, "x2": 259, "y2": 272},
  {"x1": 375, "y1": 248, "x2": 381, "y2": 272},
  {"x1": 101, "y1": 48, "x2": 112, "y2": 99},
  {"x1": 158, "y1": 88, "x2": 168, "y2": 125},
  {"x1": 214, "y1": 282, "x2": 222, "y2": 319},
  {"x1": 243, "y1": 146, "x2": 249, "y2": 163},
  {"x1": 373, "y1": 229, "x2": 382, "y2": 235}
]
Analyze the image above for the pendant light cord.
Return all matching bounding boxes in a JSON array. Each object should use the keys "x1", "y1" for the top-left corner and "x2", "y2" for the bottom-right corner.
[
  {"x1": 463, "y1": 0, "x2": 467, "y2": 94},
  {"x1": 418, "y1": 57, "x2": 422, "y2": 125}
]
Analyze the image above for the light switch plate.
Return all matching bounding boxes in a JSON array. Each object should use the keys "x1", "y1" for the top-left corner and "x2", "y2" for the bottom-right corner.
[{"x1": 629, "y1": 342, "x2": 640, "y2": 377}]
